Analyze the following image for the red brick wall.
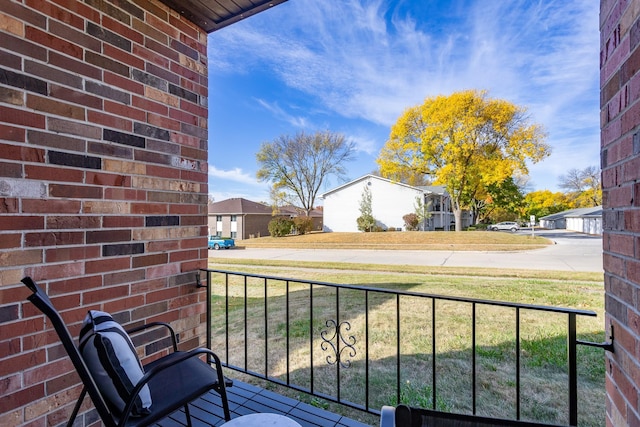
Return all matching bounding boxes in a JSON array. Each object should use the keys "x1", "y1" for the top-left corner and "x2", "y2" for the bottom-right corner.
[
  {"x1": 601, "y1": 0, "x2": 640, "y2": 425},
  {"x1": 0, "y1": 0, "x2": 210, "y2": 425}
]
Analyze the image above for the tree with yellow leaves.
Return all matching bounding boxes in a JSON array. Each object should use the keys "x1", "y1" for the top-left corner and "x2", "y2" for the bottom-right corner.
[
  {"x1": 377, "y1": 90, "x2": 550, "y2": 231},
  {"x1": 521, "y1": 190, "x2": 572, "y2": 219}
]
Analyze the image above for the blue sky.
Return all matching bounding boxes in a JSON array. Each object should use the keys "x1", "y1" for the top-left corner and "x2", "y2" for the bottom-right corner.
[{"x1": 206, "y1": 0, "x2": 599, "y2": 204}]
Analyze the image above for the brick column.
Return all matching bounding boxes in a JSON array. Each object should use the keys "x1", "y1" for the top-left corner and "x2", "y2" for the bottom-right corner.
[
  {"x1": 600, "y1": 0, "x2": 640, "y2": 425},
  {"x1": 0, "y1": 1, "x2": 210, "y2": 425}
]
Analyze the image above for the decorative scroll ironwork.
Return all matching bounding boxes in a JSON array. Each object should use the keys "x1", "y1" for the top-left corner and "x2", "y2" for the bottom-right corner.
[{"x1": 320, "y1": 319, "x2": 356, "y2": 368}]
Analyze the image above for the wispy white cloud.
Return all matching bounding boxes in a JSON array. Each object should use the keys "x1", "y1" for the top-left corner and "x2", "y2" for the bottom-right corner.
[
  {"x1": 207, "y1": 165, "x2": 272, "y2": 202},
  {"x1": 208, "y1": 165, "x2": 259, "y2": 186},
  {"x1": 211, "y1": 2, "x2": 597, "y2": 120},
  {"x1": 255, "y1": 99, "x2": 309, "y2": 128},
  {"x1": 350, "y1": 135, "x2": 379, "y2": 156},
  {"x1": 208, "y1": 0, "x2": 599, "y2": 191}
]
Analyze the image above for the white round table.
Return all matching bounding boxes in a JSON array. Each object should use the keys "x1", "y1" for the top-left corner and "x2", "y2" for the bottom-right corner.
[{"x1": 222, "y1": 413, "x2": 302, "y2": 427}]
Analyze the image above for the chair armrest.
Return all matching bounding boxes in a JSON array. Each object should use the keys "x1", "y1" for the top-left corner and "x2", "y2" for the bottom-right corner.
[
  {"x1": 140, "y1": 348, "x2": 222, "y2": 375},
  {"x1": 126, "y1": 321, "x2": 178, "y2": 352},
  {"x1": 380, "y1": 406, "x2": 395, "y2": 427}
]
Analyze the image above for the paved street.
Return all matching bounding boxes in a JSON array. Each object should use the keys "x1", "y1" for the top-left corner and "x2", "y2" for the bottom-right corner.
[{"x1": 210, "y1": 229, "x2": 604, "y2": 273}]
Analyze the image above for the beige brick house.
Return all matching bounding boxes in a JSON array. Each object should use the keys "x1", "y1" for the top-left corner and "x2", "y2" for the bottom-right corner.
[
  {"x1": 208, "y1": 198, "x2": 323, "y2": 240},
  {"x1": 208, "y1": 198, "x2": 273, "y2": 240}
]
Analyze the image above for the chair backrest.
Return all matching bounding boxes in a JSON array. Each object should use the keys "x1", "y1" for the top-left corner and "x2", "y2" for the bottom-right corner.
[{"x1": 21, "y1": 277, "x2": 117, "y2": 427}]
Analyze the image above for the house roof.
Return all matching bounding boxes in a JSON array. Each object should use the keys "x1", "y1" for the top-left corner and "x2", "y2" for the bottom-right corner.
[
  {"x1": 321, "y1": 174, "x2": 448, "y2": 198},
  {"x1": 278, "y1": 205, "x2": 323, "y2": 217},
  {"x1": 416, "y1": 185, "x2": 448, "y2": 196},
  {"x1": 208, "y1": 198, "x2": 272, "y2": 215},
  {"x1": 540, "y1": 206, "x2": 602, "y2": 221},
  {"x1": 158, "y1": 0, "x2": 287, "y2": 33},
  {"x1": 564, "y1": 206, "x2": 603, "y2": 218}
]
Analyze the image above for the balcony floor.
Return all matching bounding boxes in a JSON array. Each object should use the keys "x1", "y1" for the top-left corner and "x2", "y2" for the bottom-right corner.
[{"x1": 155, "y1": 379, "x2": 373, "y2": 427}]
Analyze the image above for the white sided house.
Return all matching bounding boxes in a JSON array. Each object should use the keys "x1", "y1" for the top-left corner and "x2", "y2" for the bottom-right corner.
[
  {"x1": 321, "y1": 175, "x2": 462, "y2": 232},
  {"x1": 539, "y1": 206, "x2": 602, "y2": 235}
]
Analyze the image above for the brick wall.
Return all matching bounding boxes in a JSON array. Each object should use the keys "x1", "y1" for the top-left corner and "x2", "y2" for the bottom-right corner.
[
  {"x1": 0, "y1": 0, "x2": 210, "y2": 425},
  {"x1": 600, "y1": 0, "x2": 640, "y2": 425}
]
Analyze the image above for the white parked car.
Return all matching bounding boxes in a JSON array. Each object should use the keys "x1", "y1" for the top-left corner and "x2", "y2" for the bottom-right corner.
[{"x1": 489, "y1": 221, "x2": 519, "y2": 232}]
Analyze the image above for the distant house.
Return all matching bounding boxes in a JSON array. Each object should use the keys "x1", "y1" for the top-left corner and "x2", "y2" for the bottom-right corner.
[
  {"x1": 565, "y1": 206, "x2": 602, "y2": 235},
  {"x1": 277, "y1": 205, "x2": 324, "y2": 231},
  {"x1": 321, "y1": 174, "x2": 469, "y2": 232},
  {"x1": 539, "y1": 206, "x2": 602, "y2": 235},
  {"x1": 208, "y1": 198, "x2": 273, "y2": 240},
  {"x1": 538, "y1": 211, "x2": 568, "y2": 230},
  {"x1": 208, "y1": 198, "x2": 324, "y2": 239}
]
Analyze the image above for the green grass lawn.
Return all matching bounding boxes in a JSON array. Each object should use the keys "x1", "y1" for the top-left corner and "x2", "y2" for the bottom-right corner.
[{"x1": 237, "y1": 230, "x2": 551, "y2": 251}]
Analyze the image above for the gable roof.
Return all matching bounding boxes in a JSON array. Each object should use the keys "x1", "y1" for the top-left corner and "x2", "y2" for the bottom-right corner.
[
  {"x1": 416, "y1": 185, "x2": 448, "y2": 196},
  {"x1": 208, "y1": 198, "x2": 272, "y2": 215},
  {"x1": 321, "y1": 174, "x2": 447, "y2": 198},
  {"x1": 278, "y1": 205, "x2": 323, "y2": 217},
  {"x1": 564, "y1": 206, "x2": 602, "y2": 217},
  {"x1": 320, "y1": 175, "x2": 415, "y2": 197},
  {"x1": 540, "y1": 206, "x2": 602, "y2": 221}
]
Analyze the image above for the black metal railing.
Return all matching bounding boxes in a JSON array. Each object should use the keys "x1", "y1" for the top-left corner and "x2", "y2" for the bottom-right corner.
[{"x1": 199, "y1": 268, "x2": 607, "y2": 426}]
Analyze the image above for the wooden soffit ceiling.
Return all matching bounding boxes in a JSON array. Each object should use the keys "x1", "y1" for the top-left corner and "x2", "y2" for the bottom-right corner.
[{"x1": 158, "y1": 0, "x2": 288, "y2": 33}]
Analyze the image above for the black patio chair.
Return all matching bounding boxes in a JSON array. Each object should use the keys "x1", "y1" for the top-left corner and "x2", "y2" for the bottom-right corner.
[
  {"x1": 379, "y1": 405, "x2": 563, "y2": 427},
  {"x1": 21, "y1": 276, "x2": 231, "y2": 427}
]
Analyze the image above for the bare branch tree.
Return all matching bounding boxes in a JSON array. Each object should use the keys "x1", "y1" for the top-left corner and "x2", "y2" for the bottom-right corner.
[
  {"x1": 558, "y1": 166, "x2": 601, "y2": 206},
  {"x1": 257, "y1": 131, "x2": 355, "y2": 215}
]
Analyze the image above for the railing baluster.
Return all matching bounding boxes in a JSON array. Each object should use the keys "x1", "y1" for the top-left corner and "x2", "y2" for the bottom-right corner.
[
  {"x1": 286, "y1": 280, "x2": 290, "y2": 386},
  {"x1": 244, "y1": 275, "x2": 247, "y2": 371},
  {"x1": 310, "y1": 283, "x2": 314, "y2": 395},
  {"x1": 264, "y1": 277, "x2": 268, "y2": 378},
  {"x1": 205, "y1": 271, "x2": 212, "y2": 350},
  {"x1": 568, "y1": 313, "x2": 578, "y2": 426},
  {"x1": 396, "y1": 294, "x2": 401, "y2": 406},
  {"x1": 472, "y1": 302, "x2": 477, "y2": 415},
  {"x1": 432, "y1": 297, "x2": 436, "y2": 410},
  {"x1": 365, "y1": 290, "x2": 370, "y2": 411},
  {"x1": 337, "y1": 287, "x2": 341, "y2": 401},
  {"x1": 516, "y1": 307, "x2": 521, "y2": 420},
  {"x1": 226, "y1": 273, "x2": 230, "y2": 364}
]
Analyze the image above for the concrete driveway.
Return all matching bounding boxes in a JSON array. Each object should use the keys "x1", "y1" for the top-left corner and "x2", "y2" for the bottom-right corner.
[{"x1": 210, "y1": 229, "x2": 603, "y2": 273}]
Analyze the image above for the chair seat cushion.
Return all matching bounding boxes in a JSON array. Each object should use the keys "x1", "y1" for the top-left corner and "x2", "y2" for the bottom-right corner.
[
  {"x1": 111, "y1": 353, "x2": 225, "y2": 427},
  {"x1": 122, "y1": 352, "x2": 225, "y2": 427},
  {"x1": 79, "y1": 310, "x2": 152, "y2": 417}
]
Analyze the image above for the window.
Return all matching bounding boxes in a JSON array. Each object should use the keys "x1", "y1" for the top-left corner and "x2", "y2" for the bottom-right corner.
[
  {"x1": 230, "y1": 231, "x2": 237, "y2": 239},
  {"x1": 216, "y1": 215, "x2": 222, "y2": 222},
  {"x1": 231, "y1": 215, "x2": 237, "y2": 222}
]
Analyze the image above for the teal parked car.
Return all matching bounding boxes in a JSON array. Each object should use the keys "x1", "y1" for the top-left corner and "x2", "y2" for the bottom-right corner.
[{"x1": 208, "y1": 236, "x2": 235, "y2": 250}]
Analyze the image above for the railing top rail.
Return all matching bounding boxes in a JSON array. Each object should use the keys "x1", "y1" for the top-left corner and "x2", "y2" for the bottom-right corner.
[{"x1": 201, "y1": 268, "x2": 597, "y2": 317}]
